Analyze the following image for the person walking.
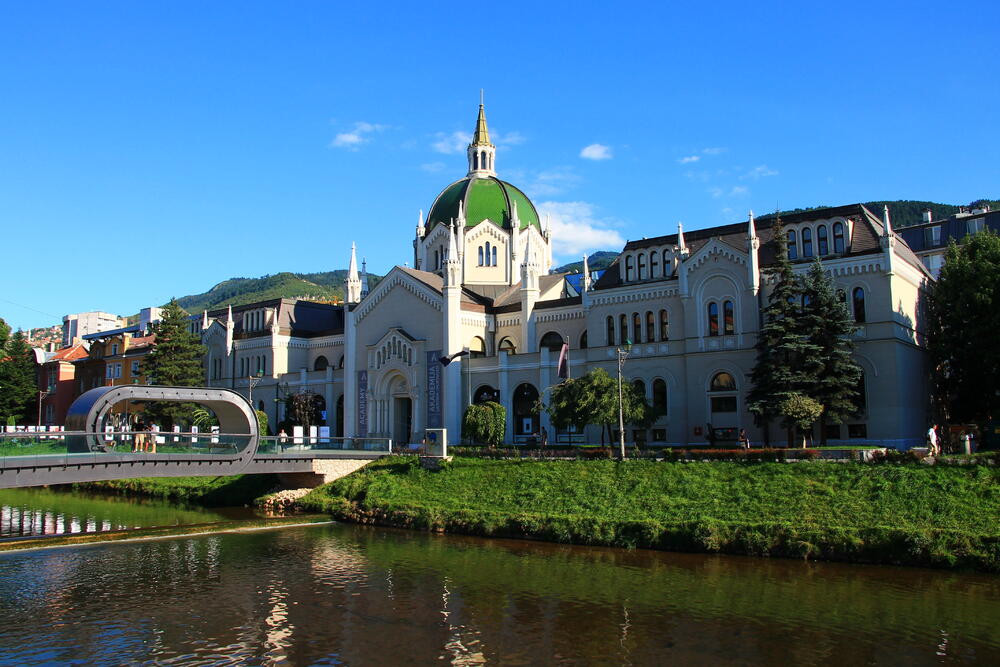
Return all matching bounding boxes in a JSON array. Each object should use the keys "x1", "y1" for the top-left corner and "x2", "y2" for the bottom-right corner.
[
  {"x1": 739, "y1": 428, "x2": 750, "y2": 450},
  {"x1": 927, "y1": 424, "x2": 940, "y2": 456},
  {"x1": 540, "y1": 427, "x2": 549, "y2": 449}
]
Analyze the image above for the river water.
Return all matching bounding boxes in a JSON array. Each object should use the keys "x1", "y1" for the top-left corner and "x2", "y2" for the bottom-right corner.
[{"x1": 0, "y1": 512, "x2": 997, "y2": 665}]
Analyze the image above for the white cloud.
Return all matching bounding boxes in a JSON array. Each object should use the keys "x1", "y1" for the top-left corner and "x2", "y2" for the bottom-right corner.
[
  {"x1": 741, "y1": 164, "x2": 778, "y2": 180},
  {"x1": 580, "y1": 143, "x2": 613, "y2": 160},
  {"x1": 536, "y1": 201, "x2": 625, "y2": 258},
  {"x1": 708, "y1": 186, "x2": 724, "y2": 199},
  {"x1": 709, "y1": 185, "x2": 749, "y2": 198},
  {"x1": 677, "y1": 155, "x2": 700, "y2": 164},
  {"x1": 432, "y1": 128, "x2": 525, "y2": 154},
  {"x1": 507, "y1": 167, "x2": 581, "y2": 198},
  {"x1": 702, "y1": 147, "x2": 727, "y2": 155},
  {"x1": 729, "y1": 185, "x2": 749, "y2": 196},
  {"x1": 330, "y1": 121, "x2": 388, "y2": 149},
  {"x1": 432, "y1": 131, "x2": 469, "y2": 154},
  {"x1": 420, "y1": 162, "x2": 446, "y2": 173}
]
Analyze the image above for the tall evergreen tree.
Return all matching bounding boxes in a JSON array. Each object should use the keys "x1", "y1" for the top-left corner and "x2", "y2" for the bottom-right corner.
[
  {"x1": 143, "y1": 299, "x2": 207, "y2": 426},
  {"x1": 0, "y1": 328, "x2": 39, "y2": 424},
  {"x1": 747, "y1": 215, "x2": 821, "y2": 445},
  {"x1": 928, "y1": 230, "x2": 1000, "y2": 423},
  {"x1": 801, "y1": 259, "x2": 862, "y2": 443}
]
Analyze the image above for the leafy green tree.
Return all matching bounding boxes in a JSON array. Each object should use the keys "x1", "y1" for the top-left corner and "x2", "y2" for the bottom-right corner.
[
  {"x1": 0, "y1": 328, "x2": 38, "y2": 424},
  {"x1": 748, "y1": 215, "x2": 821, "y2": 445},
  {"x1": 284, "y1": 391, "x2": 323, "y2": 430},
  {"x1": 544, "y1": 368, "x2": 653, "y2": 447},
  {"x1": 778, "y1": 394, "x2": 824, "y2": 448},
  {"x1": 801, "y1": 259, "x2": 862, "y2": 443},
  {"x1": 143, "y1": 299, "x2": 207, "y2": 426},
  {"x1": 256, "y1": 409, "x2": 270, "y2": 436},
  {"x1": 462, "y1": 401, "x2": 506, "y2": 447},
  {"x1": 928, "y1": 230, "x2": 1000, "y2": 423}
]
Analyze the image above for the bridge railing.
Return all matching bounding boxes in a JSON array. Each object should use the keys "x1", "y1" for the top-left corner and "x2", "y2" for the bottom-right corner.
[
  {"x1": 257, "y1": 436, "x2": 393, "y2": 455},
  {"x1": 0, "y1": 431, "x2": 256, "y2": 469}
]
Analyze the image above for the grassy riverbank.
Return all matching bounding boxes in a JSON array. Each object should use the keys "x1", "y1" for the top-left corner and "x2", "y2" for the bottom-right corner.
[
  {"x1": 299, "y1": 457, "x2": 1000, "y2": 571},
  {"x1": 76, "y1": 474, "x2": 280, "y2": 506}
]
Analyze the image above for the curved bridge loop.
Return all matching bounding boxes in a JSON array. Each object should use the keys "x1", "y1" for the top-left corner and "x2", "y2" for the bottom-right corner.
[{"x1": 1, "y1": 386, "x2": 260, "y2": 488}]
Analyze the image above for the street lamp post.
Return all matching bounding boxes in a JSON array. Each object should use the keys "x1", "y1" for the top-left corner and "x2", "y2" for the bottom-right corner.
[
  {"x1": 616, "y1": 340, "x2": 632, "y2": 460},
  {"x1": 37, "y1": 390, "x2": 51, "y2": 429},
  {"x1": 248, "y1": 371, "x2": 264, "y2": 407}
]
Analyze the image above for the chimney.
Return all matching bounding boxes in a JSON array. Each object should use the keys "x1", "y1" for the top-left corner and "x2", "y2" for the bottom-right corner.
[{"x1": 923, "y1": 209, "x2": 933, "y2": 223}]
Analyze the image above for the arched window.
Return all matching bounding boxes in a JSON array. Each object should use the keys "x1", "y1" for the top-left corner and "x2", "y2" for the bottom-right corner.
[
  {"x1": 474, "y1": 385, "x2": 498, "y2": 404},
  {"x1": 491, "y1": 245, "x2": 497, "y2": 266},
  {"x1": 710, "y1": 372, "x2": 736, "y2": 391},
  {"x1": 852, "y1": 287, "x2": 866, "y2": 323},
  {"x1": 434, "y1": 249, "x2": 440, "y2": 270},
  {"x1": 787, "y1": 230, "x2": 798, "y2": 260},
  {"x1": 478, "y1": 246, "x2": 484, "y2": 266},
  {"x1": 619, "y1": 314, "x2": 628, "y2": 345},
  {"x1": 653, "y1": 378, "x2": 667, "y2": 413},
  {"x1": 650, "y1": 252, "x2": 659, "y2": 278},
  {"x1": 485, "y1": 242, "x2": 492, "y2": 266},
  {"x1": 709, "y1": 372, "x2": 737, "y2": 413},
  {"x1": 606, "y1": 316, "x2": 615, "y2": 346},
  {"x1": 480, "y1": 151, "x2": 486, "y2": 170},
  {"x1": 638, "y1": 253, "x2": 647, "y2": 280},
  {"x1": 833, "y1": 222, "x2": 845, "y2": 253},
  {"x1": 240, "y1": 358, "x2": 245, "y2": 376},
  {"x1": 802, "y1": 227, "x2": 813, "y2": 258},
  {"x1": 723, "y1": 300, "x2": 734, "y2": 335},
  {"x1": 580, "y1": 331, "x2": 588, "y2": 349},
  {"x1": 817, "y1": 225, "x2": 829, "y2": 255},
  {"x1": 314, "y1": 356, "x2": 328, "y2": 371},
  {"x1": 646, "y1": 311, "x2": 655, "y2": 342},
  {"x1": 513, "y1": 383, "x2": 539, "y2": 436},
  {"x1": 632, "y1": 378, "x2": 646, "y2": 398},
  {"x1": 338, "y1": 355, "x2": 344, "y2": 369},
  {"x1": 663, "y1": 250, "x2": 671, "y2": 276},
  {"x1": 499, "y1": 337, "x2": 517, "y2": 355},
  {"x1": 540, "y1": 331, "x2": 565, "y2": 352},
  {"x1": 469, "y1": 336, "x2": 486, "y2": 358},
  {"x1": 625, "y1": 256, "x2": 635, "y2": 281},
  {"x1": 659, "y1": 309, "x2": 669, "y2": 341},
  {"x1": 708, "y1": 302, "x2": 719, "y2": 336},
  {"x1": 632, "y1": 312, "x2": 642, "y2": 343},
  {"x1": 473, "y1": 152, "x2": 479, "y2": 170}
]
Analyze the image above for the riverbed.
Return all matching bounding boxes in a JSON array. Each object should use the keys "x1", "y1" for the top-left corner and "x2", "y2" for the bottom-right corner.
[{"x1": 0, "y1": 514, "x2": 997, "y2": 664}]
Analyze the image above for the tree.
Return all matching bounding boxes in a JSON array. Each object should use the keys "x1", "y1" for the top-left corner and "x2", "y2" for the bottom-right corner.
[
  {"x1": 747, "y1": 215, "x2": 822, "y2": 445},
  {"x1": 462, "y1": 401, "x2": 506, "y2": 447},
  {"x1": 143, "y1": 299, "x2": 207, "y2": 426},
  {"x1": 801, "y1": 259, "x2": 862, "y2": 443},
  {"x1": 0, "y1": 327, "x2": 38, "y2": 425},
  {"x1": 778, "y1": 394, "x2": 824, "y2": 448},
  {"x1": 928, "y1": 230, "x2": 1000, "y2": 423},
  {"x1": 544, "y1": 368, "x2": 653, "y2": 446},
  {"x1": 284, "y1": 391, "x2": 323, "y2": 430}
]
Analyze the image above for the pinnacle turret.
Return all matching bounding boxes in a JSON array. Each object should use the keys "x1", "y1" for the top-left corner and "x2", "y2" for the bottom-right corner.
[{"x1": 467, "y1": 94, "x2": 497, "y2": 178}]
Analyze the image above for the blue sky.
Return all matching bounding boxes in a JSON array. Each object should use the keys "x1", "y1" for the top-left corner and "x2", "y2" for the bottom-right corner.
[{"x1": 2, "y1": 1, "x2": 997, "y2": 331}]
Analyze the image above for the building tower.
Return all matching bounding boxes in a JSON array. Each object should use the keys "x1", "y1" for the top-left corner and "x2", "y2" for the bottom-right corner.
[{"x1": 346, "y1": 242, "x2": 362, "y2": 304}]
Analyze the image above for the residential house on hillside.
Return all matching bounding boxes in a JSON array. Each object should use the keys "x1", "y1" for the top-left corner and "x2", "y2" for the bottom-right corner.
[{"x1": 897, "y1": 205, "x2": 998, "y2": 277}]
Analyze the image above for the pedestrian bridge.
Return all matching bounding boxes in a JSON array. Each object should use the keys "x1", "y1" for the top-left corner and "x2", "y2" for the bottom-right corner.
[{"x1": 0, "y1": 385, "x2": 392, "y2": 489}]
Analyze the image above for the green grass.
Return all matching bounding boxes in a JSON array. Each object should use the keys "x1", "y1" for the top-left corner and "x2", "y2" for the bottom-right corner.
[
  {"x1": 300, "y1": 457, "x2": 1000, "y2": 570},
  {"x1": 77, "y1": 474, "x2": 280, "y2": 506}
]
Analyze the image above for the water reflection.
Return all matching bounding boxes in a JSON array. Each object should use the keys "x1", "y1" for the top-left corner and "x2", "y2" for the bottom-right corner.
[
  {"x1": 0, "y1": 523, "x2": 996, "y2": 665},
  {"x1": 0, "y1": 487, "x2": 257, "y2": 538}
]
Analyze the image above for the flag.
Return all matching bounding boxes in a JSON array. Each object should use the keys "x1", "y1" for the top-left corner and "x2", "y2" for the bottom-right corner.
[
  {"x1": 439, "y1": 350, "x2": 469, "y2": 367},
  {"x1": 557, "y1": 343, "x2": 569, "y2": 379}
]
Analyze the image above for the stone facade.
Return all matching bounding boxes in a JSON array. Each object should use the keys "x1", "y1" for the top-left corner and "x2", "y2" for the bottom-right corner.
[{"x1": 194, "y1": 105, "x2": 933, "y2": 449}]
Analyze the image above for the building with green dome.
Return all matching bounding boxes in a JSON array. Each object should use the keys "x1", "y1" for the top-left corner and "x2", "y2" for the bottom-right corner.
[{"x1": 200, "y1": 102, "x2": 933, "y2": 451}]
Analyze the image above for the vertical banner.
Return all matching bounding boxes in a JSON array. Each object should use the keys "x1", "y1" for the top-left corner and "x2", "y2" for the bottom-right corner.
[
  {"x1": 357, "y1": 370, "x2": 368, "y2": 437},
  {"x1": 426, "y1": 350, "x2": 442, "y2": 428}
]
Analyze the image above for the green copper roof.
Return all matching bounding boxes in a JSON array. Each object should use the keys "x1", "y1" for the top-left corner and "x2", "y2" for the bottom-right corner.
[
  {"x1": 471, "y1": 104, "x2": 491, "y2": 146},
  {"x1": 426, "y1": 176, "x2": 541, "y2": 232}
]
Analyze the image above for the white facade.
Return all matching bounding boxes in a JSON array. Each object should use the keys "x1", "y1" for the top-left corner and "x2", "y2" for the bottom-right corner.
[{"x1": 198, "y1": 105, "x2": 933, "y2": 449}]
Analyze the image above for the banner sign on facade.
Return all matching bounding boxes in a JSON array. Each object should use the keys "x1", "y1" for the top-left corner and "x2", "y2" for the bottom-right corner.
[
  {"x1": 426, "y1": 350, "x2": 442, "y2": 428},
  {"x1": 357, "y1": 370, "x2": 368, "y2": 437}
]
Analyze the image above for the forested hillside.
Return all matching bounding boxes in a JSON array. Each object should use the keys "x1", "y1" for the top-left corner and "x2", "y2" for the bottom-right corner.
[{"x1": 172, "y1": 270, "x2": 382, "y2": 313}]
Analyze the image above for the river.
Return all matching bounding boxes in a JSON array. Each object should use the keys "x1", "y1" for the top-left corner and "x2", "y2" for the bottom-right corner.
[{"x1": 0, "y1": 494, "x2": 997, "y2": 665}]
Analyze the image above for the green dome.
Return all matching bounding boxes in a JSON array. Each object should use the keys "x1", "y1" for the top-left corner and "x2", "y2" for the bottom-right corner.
[{"x1": 427, "y1": 176, "x2": 541, "y2": 232}]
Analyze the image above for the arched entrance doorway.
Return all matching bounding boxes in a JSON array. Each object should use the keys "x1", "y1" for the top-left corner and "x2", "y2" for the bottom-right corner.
[
  {"x1": 388, "y1": 375, "x2": 413, "y2": 446},
  {"x1": 513, "y1": 383, "x2": 539, "y2": 439}
]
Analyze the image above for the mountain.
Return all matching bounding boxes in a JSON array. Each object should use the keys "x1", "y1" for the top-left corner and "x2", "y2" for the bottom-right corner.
[
  {"x1": 553, "y1": 251, "x2": 620, "y2": 274},
  {"x1": 171, "y1": 271, "x2": 382, "y2": 314}
]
